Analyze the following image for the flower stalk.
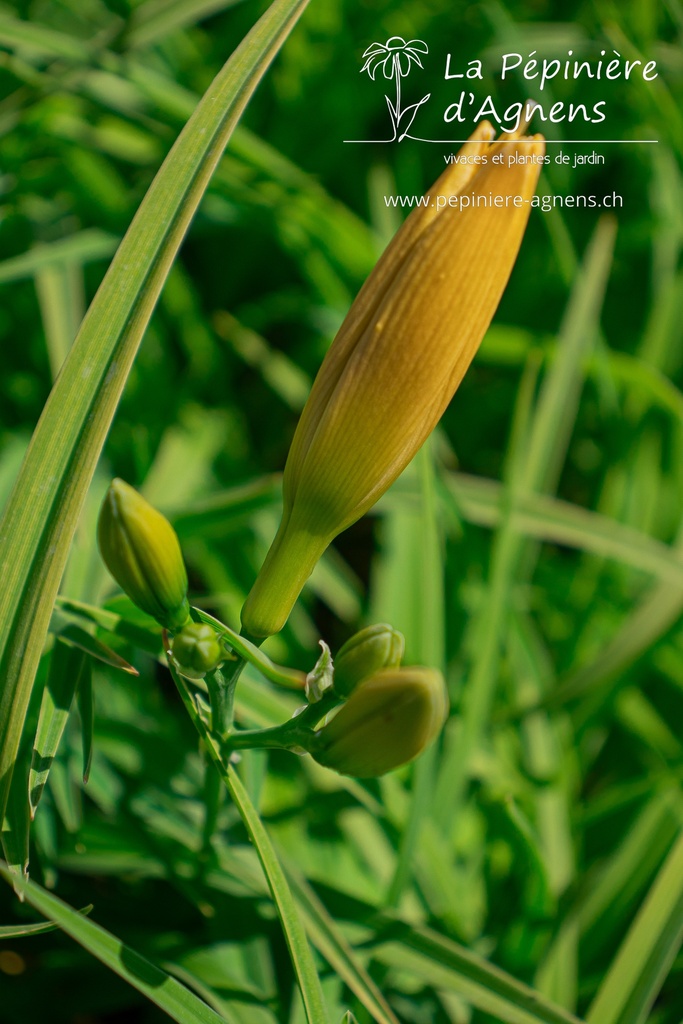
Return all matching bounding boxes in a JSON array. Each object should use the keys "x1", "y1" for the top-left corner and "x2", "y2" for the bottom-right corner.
[
  {"x1": 204, "y1": 667, "x2": 235, "y2": 738},
  {"x1": 222, "y1": 691, "x2": 340, "y2": 754}
]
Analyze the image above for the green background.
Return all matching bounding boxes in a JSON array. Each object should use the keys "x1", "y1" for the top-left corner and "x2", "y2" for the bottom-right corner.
[{"x1": 0, "y1": 0, "x2": 682, "y2": 1021}]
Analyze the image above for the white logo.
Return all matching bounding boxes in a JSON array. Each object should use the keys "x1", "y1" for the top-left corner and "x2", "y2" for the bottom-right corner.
[
  {"x1": 346, "y1": 38, "x2": 658, "y2": 146},
  {"x1": 360, "y1": 36, "x2": 431, "y2": 142}
]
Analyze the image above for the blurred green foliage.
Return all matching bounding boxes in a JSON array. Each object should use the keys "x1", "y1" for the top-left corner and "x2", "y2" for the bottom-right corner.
[{"x1": 1, "y1": 0, "x2": 683, "y2": 1022}]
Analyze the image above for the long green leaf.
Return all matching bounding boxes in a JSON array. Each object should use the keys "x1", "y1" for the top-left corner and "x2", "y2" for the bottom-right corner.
[
  {"x1": 127, "y1": 0, "x2": 247, "y2": 49},
  {"x1": 55, "y1": 596, "x2": 163, "y2": 654},
  {"x1": 374, "y1": 923, "x2": 585, "y2": 1024},
  {"x1": 168, "y1": 662, "x2": 328, "y2": 1024},
  {"x1": 585, "y1": 830, "x2": 683, "y2": 1024},
  {"x1": 434, "y1": 217, "x2": 616, "y2": 819},
  {"x1": 284, "y1": 863, "x2": 400, "y2": 1024},
  {"x1": 0, "y1": 863, "x2": 227, "y2": 1024},
  {"x1": 0, "y1": 231, "x2": 117, "y2": 284},
  {"x1": 0, "y1": 0, "x2": 311, "y2": 824},
  {"x1": 35, "y1": 261, "x2": 83, "y2": 380},
  {"x1": 49, "y1": 612, "x2": 139, "y2": 675},
  {"x1": 547, "y1": 575, "x2": 683, "y2": 713},
  {"x1": 171, "y1": 475, "x2": 283, "y2": 537},
  {"x1": 577, "y1": 790, "x2": 682, "y2": 962},
  {"x1": 0, "y1": 12, "x2": 92, "y2": 60},
  {"x1": 78, "y1": 661, "x2": 94, "y2": 785},
  {"x1": 1, "y1": 747, "x2": 31, "y2": 890},
  {"x1": 223, "y1": 766, "x2": 328, "y2": 1024},
  {"x1": 210, "y1": 848, "x2": 586, "y2": 1024},
  {"x1": 28, "y1": 641, "x2": 87, "y2": 820},
  {"x1": 384, "y1": 443, "x2": 444, "y2": 906},
  {"x1": 374, "y1": 942, "x2": 572, "y2": 1024},
  {"x1": 445, "y1": 472, "x2": 683, "y2": 587},
  {"x1": 0, "y1": 905, "x2": 93, "y2": 938}
]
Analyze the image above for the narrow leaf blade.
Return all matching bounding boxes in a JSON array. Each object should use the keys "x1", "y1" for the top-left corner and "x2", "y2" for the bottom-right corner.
[
  {"x1": 0, "y1": 905, "x2": 92, "y2": 938},
  {"x1": 0, "y1": 864, "x2": 227, "y2": 1024},
  {"x1": 167, "y1": 662, "x2": 327, "y2": 1024},
  {"x1": 77, "y1": 659, "x2": 94, "y2": 785},
  {"x1": 586, "y1": 830, "x2": 683, "y2": 1024},
  {"x1": 0, "y1": 0, "x2": 311, "y2": 825},
  {"x1": 28, "y1": 641, "x2": 86, "y2": 819},
  {"x1": 284, "y1": 862, "x2": 400, "y2": 1024},
  {"x1": 224, "y1": 766, "x2": 328, "y2": 1024}
]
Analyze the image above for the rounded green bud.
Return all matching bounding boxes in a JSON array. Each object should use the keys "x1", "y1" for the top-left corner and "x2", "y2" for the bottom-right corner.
[
  {"x1": 311, "y1": 667, "x2": 448, "y2": 778},
  {"x1": 333, "y1": 624, "x2": 405, "y2": 697},
  {"x1": 98, "y1": 478, "x2": 190, "y2": 630},
  {"x1": 170, "y1": 623, "x2": 223, "y2": 680}
]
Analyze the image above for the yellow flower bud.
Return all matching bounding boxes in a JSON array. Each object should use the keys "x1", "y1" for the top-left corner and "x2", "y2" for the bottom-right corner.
[
  {"x1": 333, "y1": 623, "x2": 404, "y2": 697},
  {"x1": 242, "y1": 123, "x2": 545, "y2": 638},
  {"x1": 98, "y1": 479, "x2": 190, "y2": 630},
  {"x1": 311, "y1": 667, "x2": 448, "y2": 778},
  {"x1": 170, "y1": 623, "x2": 224, "y2": 680}
]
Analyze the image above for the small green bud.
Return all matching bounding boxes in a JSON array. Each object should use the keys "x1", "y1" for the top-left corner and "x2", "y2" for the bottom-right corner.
[
  {"x1": 170, "y1": 623, "x2": 223, "y2": 680},
  {"x1": 333, "y1": 624, "x2": 404, "y2": 697},
  {"x1": 312, "y1": 667, "x2": 448, "y2": 778},
  {"x1": 98, "y1": 478, "x2": 190, "y2": 630}
]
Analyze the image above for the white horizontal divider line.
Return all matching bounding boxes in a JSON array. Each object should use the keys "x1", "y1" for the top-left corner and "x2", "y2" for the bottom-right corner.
[{"x1": 344, "y1": 138, "x2": 659, "y2": 144}]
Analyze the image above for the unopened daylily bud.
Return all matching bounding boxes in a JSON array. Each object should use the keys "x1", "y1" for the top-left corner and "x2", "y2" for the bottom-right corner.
[
  {"x1": 98, "y1": 479, "x2": 190, "y2": 630},
  {"x1": 171, "y1": 623, "x2": 223, "y2": 679},
  {"x1": 242, "y1": 122, "x2": 545, "y2": 637},
  {"x1": 311, "y1": 667, "x2": 448, "y2": 778},
  {"x1": 333, "y1": 624, "x2": 404, "y2": 697}
]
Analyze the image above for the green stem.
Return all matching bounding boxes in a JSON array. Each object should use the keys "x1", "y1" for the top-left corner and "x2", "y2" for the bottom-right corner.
[
  {"x1": 224, "y1": 691, "x2": 339, "y2": 755},
  {"x1": 239, "y1": 522, "x2": 328, "y2": 639},
  {"x1": 192, "y1": 607, "x2": 305, "y2": 690},
  {"x1": 164, "y1": 629, "x2": 337, "y2": 756},
  {"x1": 227, "y1": 724, "x2": 309, "y2": 752},
  {"x1": 197, "y1": 749, "x2": 222, "y2": 876},
  {"x1": 165, "y1": 657, "x2": 328, "y2": 1024},
  {"x1": 205, "y1": 664, "x2": 238, "y2": 737}
]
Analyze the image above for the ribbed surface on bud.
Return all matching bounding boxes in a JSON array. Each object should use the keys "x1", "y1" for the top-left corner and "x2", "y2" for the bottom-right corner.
[
  {"x1": 333, "y1": 624, "x2": 404, "y2": 697},
  {"x1": 312, "y1": 667, "x2": 448, "y2": 778},
  {"x1": 98, "y1": 479, "x2": 190, "y2": 630},
  {"x1": 242, "y1": 123, "x2": 544, "y2": 638},
  {"x1": 170, "y1": 623, "x2": 223, "y2": 679}
]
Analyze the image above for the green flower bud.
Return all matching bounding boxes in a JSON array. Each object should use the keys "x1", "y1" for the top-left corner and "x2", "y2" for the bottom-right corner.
[
  {"x1": 312, "y1": 667, "x2": 448, "y2": 778},
  {"x1": 333, "y1": 624, "x2": 404, "y2": 697},
  {"x1": 170, "y1": 623, "x2": 223, "y2": 680},
  {"x1": 98, "y1": 478, "x2": 190, "y2": 630}
]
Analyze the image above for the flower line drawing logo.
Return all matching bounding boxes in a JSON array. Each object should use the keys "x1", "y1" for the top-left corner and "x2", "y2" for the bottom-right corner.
[{"x1": 360, "y1": 36, "x2": 431, "y2": 142}]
